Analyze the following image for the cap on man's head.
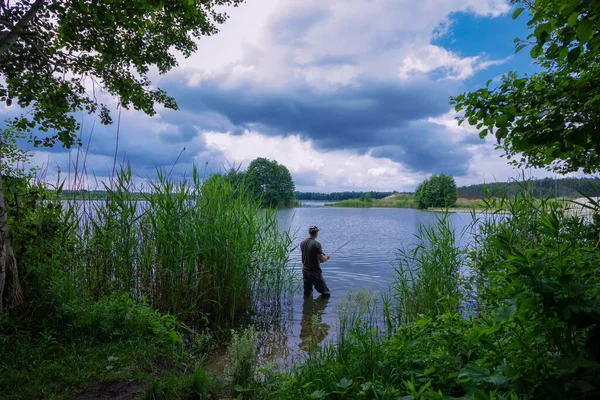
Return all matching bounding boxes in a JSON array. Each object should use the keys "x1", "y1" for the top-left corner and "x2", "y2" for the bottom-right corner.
[{"x1": 308, "y1": 225, "x2": 320, "y2": 234}]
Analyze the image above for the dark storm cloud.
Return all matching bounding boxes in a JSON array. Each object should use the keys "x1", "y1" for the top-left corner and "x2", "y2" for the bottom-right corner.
[
  {"x1": 165, "y1": 75, "x2": 473, "y2": 174},
  {"x1": 371, "y1": 121, "x2": 475, "y2": 175}
]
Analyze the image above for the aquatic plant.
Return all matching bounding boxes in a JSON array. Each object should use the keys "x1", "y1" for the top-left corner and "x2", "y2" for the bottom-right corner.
[
  {"x1": 66, "y1": 165, "x2": 294, "y2": 325},
  {"x1": 393, "y1": 213, "x2": 464, "y2": 324}
]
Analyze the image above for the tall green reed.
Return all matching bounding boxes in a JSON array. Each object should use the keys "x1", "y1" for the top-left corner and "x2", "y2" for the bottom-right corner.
[
  {"x1": 393, "y1": 213, "x2": 464, "y2": 325},
  {"x1": 68, "y1": 165, "x2": 293, "y2": 325},
  {"x1": 77, "y1": 166, "x2": 140, "y2": 299}
]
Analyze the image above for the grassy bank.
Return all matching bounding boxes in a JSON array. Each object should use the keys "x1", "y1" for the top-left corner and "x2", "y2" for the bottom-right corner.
[
  {"x1": 1, "y1": 167, "x2": 294, "y2": 399},
  {"x1": 327, "y1": 193, "x2": 486, "y2": 210}
]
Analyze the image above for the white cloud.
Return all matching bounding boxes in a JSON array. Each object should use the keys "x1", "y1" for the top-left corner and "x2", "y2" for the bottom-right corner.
[
  {"x1": 428, "y1": 109, "x2": 479, "y2": 142},
  {"x1": 200, "y1": 128, "x2": 577, "y2": 192},
  {"x1": 456, "y1": 143, "x2": 568, "y2": 187},
  {"x1": 201, "y1": 130, "x2": 425, "y2": 191},
  {"x1": 398, "y1": 45, "x2": 510, "y2": 80},
  {"x1": 168, "y1": 0, "x2": 512, "y2": 87}
]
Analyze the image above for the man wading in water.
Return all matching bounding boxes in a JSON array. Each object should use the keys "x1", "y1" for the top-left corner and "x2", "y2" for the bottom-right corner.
[{"x1": 300, "y1": 226, "x2": 331, "y2": 296}]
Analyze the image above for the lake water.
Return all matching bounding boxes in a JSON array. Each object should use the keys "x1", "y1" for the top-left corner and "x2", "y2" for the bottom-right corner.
[
  {"x1": 253, "y1": 204, "x2": 477, "y2": 366},
  {"x1": 69, "y1": 199, "x2": 478, "y2": 367}
]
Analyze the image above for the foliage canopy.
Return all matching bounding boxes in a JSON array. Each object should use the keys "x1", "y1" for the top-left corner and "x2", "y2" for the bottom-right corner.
[
  {"x1": 0, "y1": 0, "x2": 243, "y2": 148},
  {"x1": 415, "y1": 174, "x2": 458, "y2": 209},
  {"x1": 245, "y1": 157, "x2": 295, "y2": 207},
  {"x1": 452, "y1": 0, "x2": 600, "y2": 173}
]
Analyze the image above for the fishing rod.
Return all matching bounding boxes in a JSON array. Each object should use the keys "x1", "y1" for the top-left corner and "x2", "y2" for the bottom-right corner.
[{"x1": 328, "y1": 234, "x2": 360, "y2": 257}]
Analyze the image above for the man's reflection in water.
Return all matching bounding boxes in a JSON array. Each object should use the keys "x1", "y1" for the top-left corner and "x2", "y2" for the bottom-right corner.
[{"x1": 299, "y1": 295, "x2": 330, "y2": 351}]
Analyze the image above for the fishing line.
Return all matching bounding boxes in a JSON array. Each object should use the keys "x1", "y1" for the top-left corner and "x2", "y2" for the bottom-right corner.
[{"x1": 328, "y1": 234, "x2": 360, "y2": 256}]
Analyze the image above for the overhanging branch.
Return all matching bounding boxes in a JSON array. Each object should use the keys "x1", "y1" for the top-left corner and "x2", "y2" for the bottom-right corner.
[{"x1": 0, "y1": 0, "x2": 45, "y2": 55}]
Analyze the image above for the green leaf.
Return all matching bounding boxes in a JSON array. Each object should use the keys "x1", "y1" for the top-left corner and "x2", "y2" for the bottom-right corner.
[
  {"x1": 530, "y1": 45, "x2": 543, "y2": 58},
  {"x1": 309, "y1": 390, "x2": 327, "y2": 399},
  {"x1": 568, "y1": 12, "x2": 579, "y2": 27},
  {"x1": 515, "y1": 44, "x2": 527, "y2": 53},
  {"x1": 568, "y1": 47, "x2": 581, "y2": 65},
  {"x1": 169, "y1": 330, "x2": 182, "y2": 343},
  {"x1": 512, "y1": 7, "x2": 525, "y2": 19},
  {"x1": 559, "y1": 46, "x2": 569, "y2": 60},
  {"x1": 459, "y1": 364, "x2": 490, "y2": 380},
  {"x1": 496, "y1": 114, "x2": 509, "y2": 127},
  {"x1": 556, "y1": 357, "x2": 600, "y2": 372},
  {"x1": 494, "y1": 303, "x2": 517, "y2": 322},
  {"x1": 584, "y1": 94, "x2": 600, "y2": 107},
  {"x1": 577, "y1": 18, "x2": 594, "y2": 43},
  {"x1": 534, "y1": 23, "x2": 551, "y2": 37},
  {"x1": 336, "y1": 378, "x2": 353, "y2": 389},
  {"x1": 497, "y1": 127, "x2": 509, "y2": 139},
  {"x1": 484, "y1": 375, "x2": 509, "y2": 385},
  {"x1": 234, "y1": 384, "x2": 244, "y2": 393}
]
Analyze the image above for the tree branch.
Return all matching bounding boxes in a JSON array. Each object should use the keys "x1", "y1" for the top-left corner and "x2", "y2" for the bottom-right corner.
[
  {"x1": 0, "y1": 0, "x2": 45, "y2": 56},
  {"x1": 21, "y1": 35, "x2": 50, "y2": 63}
]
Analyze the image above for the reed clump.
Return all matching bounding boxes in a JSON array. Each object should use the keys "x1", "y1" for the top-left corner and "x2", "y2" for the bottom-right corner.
[
  {"x1": 393, "y1": 213, "x2": 464, "y2": 324},
  {"x1": 69, "y1": 165, "x2": 294, "y2": 325}
]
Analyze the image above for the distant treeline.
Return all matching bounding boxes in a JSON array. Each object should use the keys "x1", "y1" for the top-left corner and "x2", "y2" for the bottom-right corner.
[
  {"x1": 295, "y1": 191, "x2": 398, "y2": 201},
  {"x1": 457, "y1": 177, "x2": 600, "y2": 199},
  {"x1": 56, "y1": 178, "x2": 600, "y2": 201}
]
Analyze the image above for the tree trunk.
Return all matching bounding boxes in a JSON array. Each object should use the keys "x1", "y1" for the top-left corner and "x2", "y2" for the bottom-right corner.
[
  {"x1": 0, "y1": 136, "x2": 24, "y2": 314},
  {"x1": 0, "y1": 0, "x2": 45, "y2": 55}
]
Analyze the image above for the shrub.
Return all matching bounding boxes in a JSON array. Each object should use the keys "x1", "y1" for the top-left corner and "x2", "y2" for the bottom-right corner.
[
  {"x1": 415, "y1": 174, "x2": 458, "y2": 209},
  {"x1": 56, "y1": 295, "x2": 182, "y2": 343},
  {"x1": 226, "y1": 325, "x2": 258, "y2": 387},
  {"x1": 4, "y1": 176, "x2": 77, "y2": 318},
  {"x1": 358, "y1": 193, "x2": 373, "y2": 203}
]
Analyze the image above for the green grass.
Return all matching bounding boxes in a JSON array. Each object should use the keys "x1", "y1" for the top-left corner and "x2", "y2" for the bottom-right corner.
[
  {"x1": 0, "y1": 334, "x2": 168, "y2": 399},
  {"x1": 2, "y1": 167, "x2": 296, "y2": 398},
  {"x1": 0, "y1": 296, "x2": 190, "y2": 400},
  {"x1": 8, "y1": 171, "x2": 600, "y2": 399},
  {"x1": 450, "y1": 197, "x2": 487, "y2": 209},
  {"x1": 327, "y1": 193, "x2": 492, "y2": 210},
  {"x1": 327, "y1": 193, "x2": 418, "y2": 208},
  {"x1": 327, "y1": 199, "x2": 375, "y2": 207},
  {"x1": 0, "y1": 296, "x2": 227, "y2": 400}
]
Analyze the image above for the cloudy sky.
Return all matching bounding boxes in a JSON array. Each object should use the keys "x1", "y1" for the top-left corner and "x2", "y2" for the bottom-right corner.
[{"x1": 3, "y1": 0, "x2": 578, "y2": 192}]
